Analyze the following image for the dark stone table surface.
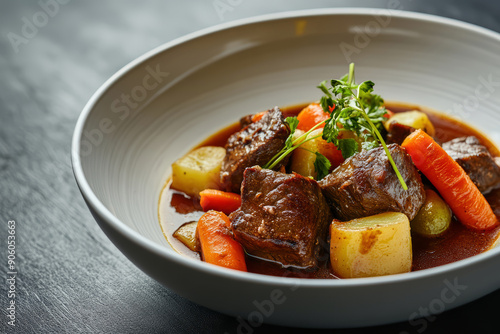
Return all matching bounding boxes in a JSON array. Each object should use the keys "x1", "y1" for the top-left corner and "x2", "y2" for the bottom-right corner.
[{"x1": 1, "y1": 1, "x2": 500, "y2": 333}]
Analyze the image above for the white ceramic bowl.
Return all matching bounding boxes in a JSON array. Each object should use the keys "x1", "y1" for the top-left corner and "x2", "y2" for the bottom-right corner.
[{"x1": 72, "y1": 9, "x2": 500, "y2": 328}]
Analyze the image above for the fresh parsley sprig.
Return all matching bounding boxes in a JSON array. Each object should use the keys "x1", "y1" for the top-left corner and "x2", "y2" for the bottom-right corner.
[{"x1": 319, "y1": 63, "x2": 408, "y2": 190}]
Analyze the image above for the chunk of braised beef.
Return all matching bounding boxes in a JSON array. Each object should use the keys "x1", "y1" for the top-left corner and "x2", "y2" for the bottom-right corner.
[
  {"x1": 239, "y1": 114, "x2": 254, "y2": 128},
  {"x1": 442, "y1": 136, "x2": 500, "y2": 193},
  {"x1": 220, "y1": 107, "x2": 289, "y2": 193},
  {"x1": 230, "y1": 166, "x2": 332, "y2": 269},
  {"x1": 319, "y1": 144, "x2": 426, "y2": 221},
  {"x1": 387, "y1": 121, "x2": 416, "y2": 145}
]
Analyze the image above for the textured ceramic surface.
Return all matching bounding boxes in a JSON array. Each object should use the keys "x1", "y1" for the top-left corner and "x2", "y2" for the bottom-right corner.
[{"x1": 72, "y1": 9, "x2": 500, "y2": 327}]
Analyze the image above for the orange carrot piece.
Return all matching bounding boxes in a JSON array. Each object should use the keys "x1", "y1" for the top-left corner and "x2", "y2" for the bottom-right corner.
[
  {"x1": 297, "y1": 103, "x2": 329, "y2": 131},
  {"x1": 251, "y1": 111, "x2": 267, "y2": 123},
  {"x1": 199, "y1": 189, "x2": 241, "y2": 215},
  {"x1": 297, "y1": 103, "x2": 345, "y2": 168},
  {"x1": 318, "y1": 136, "x2": 345, "y2": 169},
  {"x1": 197, "y1": 211, "x2": 247, "y2": 271},
  {"x1": 402, "y1": 129, "x2": 498, "y2": 230},
  {"x1": 383, "y1": 109, "x2": 394, "y2": 119}
]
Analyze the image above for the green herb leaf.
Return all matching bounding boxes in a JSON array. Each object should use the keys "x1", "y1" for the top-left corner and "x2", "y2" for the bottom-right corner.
[
  {"x1": 285, "y1": 116, "x2": 299, "y2": 136},
  {"x1": 361, "y1": 139, "x2": 379, "y2": 151},
  {"x1": 337, "y1": 138, "x2": 359, "y2": 159},
  {"x1": 358, "y1": 80, "x2": 375, "y2": 94},
  {"x1": 313, "y1": 152, "x2": 331, "y2": 180},
  {"x1": 317, "y1": 81, "x2": 332, "y2": 96},
  {"x1": 284, "y1": 116, "x2": 299, "y2": 149}
]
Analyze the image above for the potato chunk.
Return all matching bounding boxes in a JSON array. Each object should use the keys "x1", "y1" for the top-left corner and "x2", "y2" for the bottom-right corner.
[
  {"x1": 173, "y1": 221, "x2": 199, "y2": 252},
  {"x1": 290, "y1": 129, "x2": 344, "y2": 179},
  {"x1": 171, "y1": 146, "x2": 226, "y2": 197},
  {"x1": 384, "y1": 110, "x2": 435, "y2": 136},
  {"x1": 330, "y1": 212, "x2": 412, "y2": 278},
  {"x1": 290, "y1": 129, "x2": 316, "y2": 178}
]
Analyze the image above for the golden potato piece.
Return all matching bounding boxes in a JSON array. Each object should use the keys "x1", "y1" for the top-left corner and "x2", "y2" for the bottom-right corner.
[
  {"x1": 290, "y1": 129, "x2": 348, "y2": 179},
  {"x1": 171, "y1": 146, "x2": 225, "y2": 197},
  {"x1": 330, "y1": 212, "x2": 412, "y2": 278},
  {"x1": 384, "y1": 110, "x2": 435, "y2": 136},
  {"x1": 173, "y1": 221, "x2": 199, "y2": 252},
  {"x1": 290, "y1": 129, "x2": 317, "y2": 178}
]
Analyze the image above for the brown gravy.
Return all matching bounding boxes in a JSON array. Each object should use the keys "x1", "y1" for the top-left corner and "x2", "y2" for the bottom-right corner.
[{"x1": 159, "y1": 102, "x2": 500, "y2": 278}]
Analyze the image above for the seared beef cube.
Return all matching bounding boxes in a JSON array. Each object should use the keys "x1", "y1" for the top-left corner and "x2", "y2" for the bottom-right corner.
[
  {"x1": 221, "y1": 107, "x2": 289, "y2": 193},
  {"x1": 230, "y1": 166, "x2": 332, "y2": 268},
  {"x1": 319, "y1": 144, "x2": 426, "y2": 221},
  {"x1": 442, "y1": 136, "x2": 500, "y2": 193},
  {"x1": 239, "y1": 114, "x2": 254, "y2": 128},
  {"x1": 387, "y1": 121, "x2": 416, "y2": 145}
]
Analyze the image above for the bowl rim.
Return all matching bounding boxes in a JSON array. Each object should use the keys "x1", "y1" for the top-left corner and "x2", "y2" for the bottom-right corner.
[{"x1": 72, "y1": 7, "x2": 500, "y2": 288}]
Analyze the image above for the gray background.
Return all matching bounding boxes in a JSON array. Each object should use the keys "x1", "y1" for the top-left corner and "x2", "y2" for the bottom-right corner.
[{"x1": 1, "y1": 1, "x2": 499, "y2": 333}]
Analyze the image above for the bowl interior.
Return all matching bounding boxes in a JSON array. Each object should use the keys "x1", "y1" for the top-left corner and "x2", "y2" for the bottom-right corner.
[{"x1": 77, "y1": 10, "x2": 500, "y2": 256}]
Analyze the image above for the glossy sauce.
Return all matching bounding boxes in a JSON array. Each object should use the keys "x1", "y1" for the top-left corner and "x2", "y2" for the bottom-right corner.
[{"x1": 159, "y1": 102, "x2": 500, "y2": 278}]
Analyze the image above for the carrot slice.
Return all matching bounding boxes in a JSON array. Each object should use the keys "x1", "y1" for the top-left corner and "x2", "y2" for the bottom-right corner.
[
  {"x1": 197, "y1": 211, "x2": 247, "y2": 271},
  {"x1": 402, "y1": 129, "x2": 498, "y2": 230},
  {"x1": 199, "y1": 189, "x2": 241, "y2": 215},
  {"x1": 251, "y1": 111, "x2": 267, "y2": 123},
  {"x1": 317, "y1": 135, "x2": 345, "y2": 169},
  {"x1": 297, "y1": 103, "x2": 329, "y2": 131},
  {"x1": 383, "y1": 108, "x2": 395, "y2": 119}
]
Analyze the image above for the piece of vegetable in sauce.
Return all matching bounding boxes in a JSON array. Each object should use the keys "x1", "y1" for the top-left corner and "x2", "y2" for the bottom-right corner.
[
  {"x1": 251, "y1": 111, "x2": 267, "y2": 123},
  {"x1": 199, "y1": 189, "x2": 241, "y2": 215},
  {"x1": 402, "y1": 129, "x2": 498, "y2": 230},
  {"x1": 411, "y1": 189, "x2": 452, "y2": 238},
  {"x1": 197, "y1": 210, "x2": 247, "y2": 272},
  {"x1": 296, "y1": 103, "x2": 329, "y2": 132},
  {"x1": 330, "y1": 212, "x2": 412, "y2": 278},
  {"x1": 384, "y1": 110, "x2": 435, "y2": 136},
  {"x1": 290, "y1": 129, "x2": 343, "y2": 179},
  {"x1": 171, "y1": 146, "x2": 226, "y2": 197},
  {"x1": 173, "y1": 221, "x2": 199, "y2": 252}
]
